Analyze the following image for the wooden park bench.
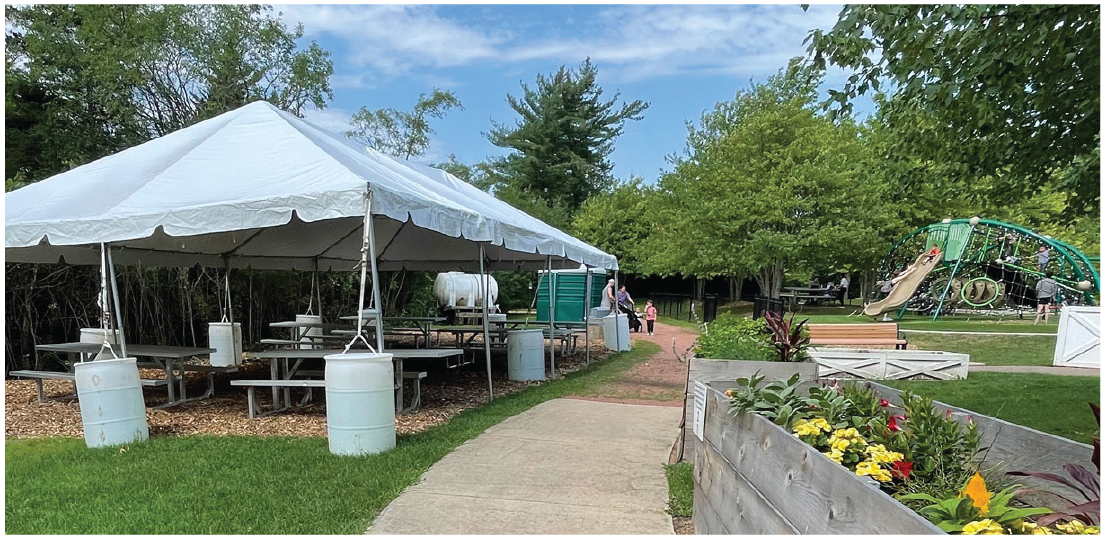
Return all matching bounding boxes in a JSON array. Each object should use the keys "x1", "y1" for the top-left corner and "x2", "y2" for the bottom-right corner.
[
  {"x1": 10, "y1": 369, "x2": 168, "y2": 403},
  {"x1": 806, "y1": 323, "x2": 908, "y2": 350}
]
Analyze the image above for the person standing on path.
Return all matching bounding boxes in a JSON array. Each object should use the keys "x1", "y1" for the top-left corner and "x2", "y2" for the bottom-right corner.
[
  {"x1": 644, "y1": 300, "x2": 657, "y2": 335},
  {"x1": 617, "y1": 285, "x2": 634, "y2": 308},
  {"x1": 1034, "y1": 271, "x2": 1060, "y2": 325},
  {"x1": 838, "y1": 273, "x2": 850, "y2": 306}
]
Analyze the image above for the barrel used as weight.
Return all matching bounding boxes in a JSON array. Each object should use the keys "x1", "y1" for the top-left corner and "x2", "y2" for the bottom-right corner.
[
  {"x1": 208, "y1": 322, "x2": 243, "y2": 367},
  {"x1": 602, "y1": 314, "x2": 631, "y2": 352},
  {"x1": 296, "y1": 314, "x2": 323, "y2": 350},
  {"x1": 74, "y1": 357, "x2": 149, "y2": 448},
  {"x1": 324, "y1": 352, "x2": 396, "y2": 456},
  {"x1": 80, "y1": 327, "x2": 120, "y2": 345},
  {"x1": 507, "y1": 329, "x2": 546, "y2": 381}
]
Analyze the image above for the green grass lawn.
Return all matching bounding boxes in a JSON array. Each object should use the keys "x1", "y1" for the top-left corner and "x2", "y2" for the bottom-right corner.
[
  {"x1": 883, "y1": 372, "x2": 1100, "y2": 444},
  {"x1": 664, "y1": 462, "x2": 693, "y2": 517},
  {"x1": 5, "y1": 342, "x2": 661, "y2": 535},
  {"x1": 904, "y1": 333, "x2": 1056, "y2": 366}
]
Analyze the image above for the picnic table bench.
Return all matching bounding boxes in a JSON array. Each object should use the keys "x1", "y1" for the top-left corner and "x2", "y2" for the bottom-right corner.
[
  {"x1": 9, "y1": 369, "x2": 169, "y2": 403},
  {"x1": 230, "y1": 370, "x2": 429, "y2": 418},
  {"x1": 807, "y1": 323, "x2": 908, "y2": 349}
]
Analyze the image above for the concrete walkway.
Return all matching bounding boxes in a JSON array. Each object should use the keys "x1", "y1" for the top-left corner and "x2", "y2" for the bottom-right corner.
[
  {"x1": 969, "y1": 365, "x2": 1099, "y2": 377},
  {"x1": 367, "y1": 398, "x2": 682, "y2": 535}
]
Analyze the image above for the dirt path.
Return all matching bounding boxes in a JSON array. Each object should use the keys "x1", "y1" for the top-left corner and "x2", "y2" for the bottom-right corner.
[{"x1": 567, "y1": 321, "x2": 700, "y2": 407}]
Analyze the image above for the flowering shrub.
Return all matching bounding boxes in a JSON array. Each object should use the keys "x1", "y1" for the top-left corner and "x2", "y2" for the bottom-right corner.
[{"x1": 792, "y1": 418, "x2": 904, "y2": 483}]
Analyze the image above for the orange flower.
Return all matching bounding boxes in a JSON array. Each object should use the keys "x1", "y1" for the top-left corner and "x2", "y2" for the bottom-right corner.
[{"x1": 959, "y1": 472, "x2": 990, "y2": 515}]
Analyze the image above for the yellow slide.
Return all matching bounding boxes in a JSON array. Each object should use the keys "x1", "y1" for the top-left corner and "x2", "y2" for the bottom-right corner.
[{"x1": 863, "y1": 252, "x2": 942, "y2": 318}]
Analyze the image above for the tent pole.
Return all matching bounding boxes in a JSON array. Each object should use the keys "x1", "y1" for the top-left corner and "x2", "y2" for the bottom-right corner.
[
  {"x1": 613, "y1": 270, "x2": 621, "y2": 353},
  {"x1": 547, "y1": 256, "x2": 555, "y2": 378},
  {"x1": 105, "y1": 244, "x2": 128, "y2": 359},
  {"x1": 584, "y1": 267, "x2": 592, "y2": 365},
  {"x1": 479, "y1": 245, "x2": 494, "y2": 402},
  {"x1": 365, "y1": 191, "x2": 385, "y2": 352}
]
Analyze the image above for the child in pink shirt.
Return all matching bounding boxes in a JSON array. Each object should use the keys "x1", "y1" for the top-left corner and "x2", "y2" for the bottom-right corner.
[{"x1": 644, "y1": 300, "x2": 658, "y2": 335}]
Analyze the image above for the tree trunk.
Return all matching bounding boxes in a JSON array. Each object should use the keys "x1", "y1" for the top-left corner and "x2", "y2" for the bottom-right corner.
[
  {"x1": 729, "y1": 276, "x2": 743, "y2": 302},
  {"x1": 755, "y1": 261, "x2": 786, "y2": 299}
]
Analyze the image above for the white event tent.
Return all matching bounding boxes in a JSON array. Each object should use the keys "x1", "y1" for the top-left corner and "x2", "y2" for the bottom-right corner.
[{"x1": 5, "y1": 100, "x2": 620, "y2": 401}]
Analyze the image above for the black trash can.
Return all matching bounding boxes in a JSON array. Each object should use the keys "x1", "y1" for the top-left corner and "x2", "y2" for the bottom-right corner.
[{"x1": 753, "y1": 295, "x2": 784, "y2": 320}]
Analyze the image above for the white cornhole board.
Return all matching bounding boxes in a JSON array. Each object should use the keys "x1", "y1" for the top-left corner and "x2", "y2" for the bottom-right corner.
[{"x1": 1053, "y1": 306, "x2": 1100, "y2": 369}]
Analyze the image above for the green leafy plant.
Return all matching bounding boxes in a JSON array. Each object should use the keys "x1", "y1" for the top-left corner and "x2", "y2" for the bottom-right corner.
[
  {"x1": 901, "y1": 473, "x2": 1052, "y2": 534},
  {"x1": 726, "y1": 372, "x2": 812, "y2": 428},
  {"x1": 763, "y1": 311, "x2": 810, "y2": 362},
  {"x1": 694, "y1": 312, "x2": 772, "y2": 360},
  {"x1": 1007, "y1": 403, "x2": 1101, "y2": 526}
]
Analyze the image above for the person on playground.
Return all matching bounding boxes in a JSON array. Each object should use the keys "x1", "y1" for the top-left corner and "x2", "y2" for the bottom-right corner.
[
  {"x1": 1037, "y1": 245, "x2": 1050, "y2": 272},
  {"x1": 1034, "y1": 271, "x2": 1060, "y2": 325},
  {"x1": 644, "y1": 300, "x2": 658, "y2": 335},
  {"x1": 838, "y1": 273, "x2": 850, "y2": 306},
  {"x1": 879, "y1": 270, "x2": 900, "y2": 295},
  {"x1": 924, "y1": 243, "x2": 942, "y2": 264}
]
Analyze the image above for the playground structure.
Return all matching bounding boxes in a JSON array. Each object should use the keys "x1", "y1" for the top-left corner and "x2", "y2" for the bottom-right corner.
[{"x1": 868, "y1": 218, "x2": 1100, "y2": 320}]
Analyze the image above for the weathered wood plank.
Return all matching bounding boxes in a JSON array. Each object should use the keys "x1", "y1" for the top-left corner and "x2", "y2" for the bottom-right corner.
[
  {"x1": 700, "y1": 386, "x2": 942, "y2": 535},
  {"x1": 683, "y1": 360, "x2": 818, "y2": 463},
  {"x1": 694, "y1": 431, "x2": 799, "y2": 534},
  {"x1": 868, "y1": 382, "x2": 1093, "y2": 507}
]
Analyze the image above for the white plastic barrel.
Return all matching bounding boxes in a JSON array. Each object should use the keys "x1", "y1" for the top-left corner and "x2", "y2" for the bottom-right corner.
[
  {"x1": 433, "y1": 272, "x2": 498, "y2": 308},
  {"x1": 324, "y1": 352, "x2": 396, "y2": 456},
  {"x1": 507, "y1": 330, "x2": 546, "y2": 381},
  {"x1": 602, "y1": 314, "x2": 631, "y2": 352},
  {"x1": 80, "y1": 328, "x2": 120, "y2": 344},
  {"x1": 208, "y1": 322, "x2": 243, "y2": 367},
  {"x1": 74, "y1": 357, "x2": 149, "y2": 448},
  {"x1": 296, "y1": 314, "x2": 323, "y2": 350}
]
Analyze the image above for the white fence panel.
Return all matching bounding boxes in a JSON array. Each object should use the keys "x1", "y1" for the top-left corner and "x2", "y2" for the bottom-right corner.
[{"x1": 1053, "y1": 306, "x2": 1100, "y2": 369}]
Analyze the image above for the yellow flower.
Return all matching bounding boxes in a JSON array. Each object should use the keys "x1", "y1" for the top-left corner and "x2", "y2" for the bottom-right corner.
[
  {"x1": 832, "y1": 438, "x2": 850, "y2": 452},
  {"x1": 962, "y1": 519, "x2": 1004, "y2": 535},
  {"x1": 960, "y1": 472, "x2": 991, "y2": 516},
  {"x1": 725, "y1": 389, "x2": 735, "y2": 398},
  {"x1": 854, "y1": 461, "x2": 892, "y2": 483},
  {"x1": 823, "y1": 449, "x2": 843, "y2": 463},
  {"x1": 1016, "y1": 521, "x2": 1052, "y2": 535},
  {"x1": 1054, "y1": 520, "x2": 1097, "y2": 535}
]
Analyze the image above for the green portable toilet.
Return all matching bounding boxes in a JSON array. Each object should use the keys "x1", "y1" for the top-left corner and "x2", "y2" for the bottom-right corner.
[{"x1": 537, "y1": 268, "x2": 607, "y2": 323}]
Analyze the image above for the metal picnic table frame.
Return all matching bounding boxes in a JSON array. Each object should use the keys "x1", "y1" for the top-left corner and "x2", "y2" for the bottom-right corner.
[
  {"x1": 243, "y1": 347, "x2": 464, "y2": 414},
  {"x1": 33, "y1": 342, "x2": 219, "y2": 408}
]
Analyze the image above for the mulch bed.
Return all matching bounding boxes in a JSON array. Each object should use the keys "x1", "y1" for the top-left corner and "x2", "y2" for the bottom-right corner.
[{"x1": 5, "y1": 341, "x2": 612, "y2": 440}]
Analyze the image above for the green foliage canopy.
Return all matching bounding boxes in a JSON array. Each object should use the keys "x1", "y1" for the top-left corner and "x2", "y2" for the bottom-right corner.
[
  {"x1": 485, "y1": 58, "x2": 648, "y2": 230},
  {"x1": 807, "y1": 4, "x2": 1101, "y2": 210},
  {"x1": 347, "y1": 88, "x2": 463, "y2": 160},
  {"x1": 5, "y1": 4, "x2": 334, "y2": 185}
]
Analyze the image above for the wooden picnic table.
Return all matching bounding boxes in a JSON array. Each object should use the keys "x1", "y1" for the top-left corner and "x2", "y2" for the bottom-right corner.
[{"x1": 33, "y1": 342, "x2": 220, "y2": 408}]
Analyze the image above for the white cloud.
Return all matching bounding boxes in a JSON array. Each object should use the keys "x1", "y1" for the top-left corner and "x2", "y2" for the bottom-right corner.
[{"x1": 276, "y1": 4, "x2": 844, "y2": 84}]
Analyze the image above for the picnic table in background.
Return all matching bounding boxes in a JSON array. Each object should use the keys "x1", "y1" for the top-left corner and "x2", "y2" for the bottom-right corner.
[
  {"x1": 240, "y1": 348, "x2": 463, "y2": 416},
  {"x1": 337, "y1": 315, "x2": 445, "y2": 348},
  {"x1": 780, "y1": 287, "x2": 836, "y2": 310},
  {"x1": 30, "y1": 342, "x2": 222, "y2": 408}
]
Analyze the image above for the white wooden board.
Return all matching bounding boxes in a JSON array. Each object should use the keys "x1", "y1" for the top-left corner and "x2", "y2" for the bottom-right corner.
[{"x1": 1053, "y1": 306, "x2": 1100, "y2": 368}]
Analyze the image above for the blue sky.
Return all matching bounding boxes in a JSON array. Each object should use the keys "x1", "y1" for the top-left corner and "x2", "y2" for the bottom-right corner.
[{"x1": 277, "y1": 3, "x2": 871, "y2": 185}]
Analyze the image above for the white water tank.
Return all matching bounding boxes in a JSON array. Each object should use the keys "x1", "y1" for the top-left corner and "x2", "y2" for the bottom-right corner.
[
  {"x1": 602, "y1": 313, "x2": 631, "y2": 352},
  {"x1": 74, "y1": 357, "x2": 149, "y2": 448},
  {"x1": 296, "y1": 314, "x2": 324, "y2": 350},
  {"x1": 433, "y1": 272, "x2": 498, "y2": 308},
  {"x1": 324, "y1": 352, "x2": 396, "y2": 456},
  {"x1": 507, "y1": 330, "x2": 546, "y2": 381},
  {"x1": 208, "y1": 322, "x2": 243, "y2": 367}
]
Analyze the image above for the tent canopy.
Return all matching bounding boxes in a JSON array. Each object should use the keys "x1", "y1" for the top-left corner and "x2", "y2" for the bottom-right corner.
[{"x1": 5, "y1": 101, "x2": 617, "y2": 272}]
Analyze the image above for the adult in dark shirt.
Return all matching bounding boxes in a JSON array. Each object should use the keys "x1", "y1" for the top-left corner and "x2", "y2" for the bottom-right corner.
[{"x1": 1034, "y1": 271, "x2": 1060, "y2": 325}]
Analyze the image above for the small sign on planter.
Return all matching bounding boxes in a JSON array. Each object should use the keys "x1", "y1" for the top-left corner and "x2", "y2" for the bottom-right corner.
[{"x1": 693, "y1": 381, "x2": 707, "y2": 441}]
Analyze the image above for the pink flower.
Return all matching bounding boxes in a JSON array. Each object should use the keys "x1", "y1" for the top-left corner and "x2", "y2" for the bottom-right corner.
[
  {"x1": 879, "y1": 399, "x2": 890, "y2": 407},
  {"x1": 891, "y1": 460, "x2": 913, "y2": 480},
  {"x1": 888, "y1": 414, "x2": 906, "y2": 432}
]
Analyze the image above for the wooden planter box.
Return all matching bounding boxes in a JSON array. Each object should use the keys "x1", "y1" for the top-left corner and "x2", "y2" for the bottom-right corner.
[
  {"x1": 808, "y1": 348, "x2": 969, "y2": 380},
  {"x1": 682, "y1": 359, "x2": 818, "y2": 462},
  {"x1": 692, "y1": 381, "x2": 1095, "y2": 534},
  {"x1": 692, "y1": 384, "x2": 942, "y2": 534}
]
